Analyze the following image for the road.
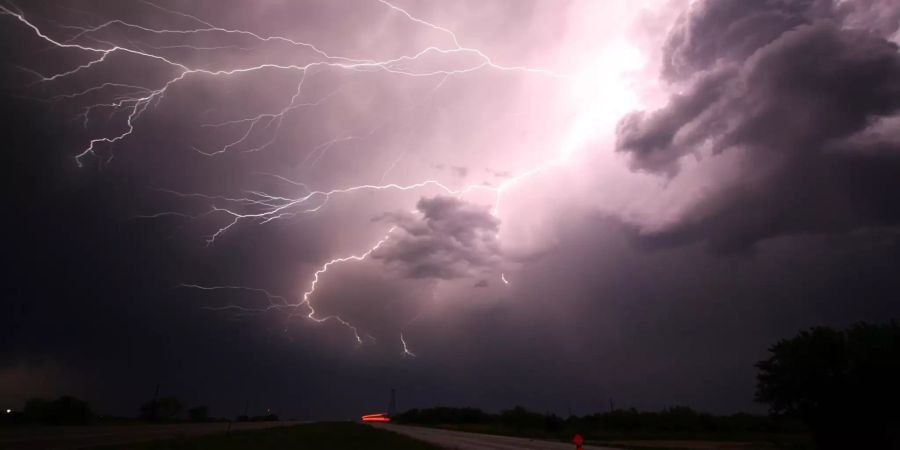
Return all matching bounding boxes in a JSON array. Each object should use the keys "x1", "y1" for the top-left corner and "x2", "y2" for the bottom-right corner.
[
  {"x1": 0, "y1": 421, "x2": 298, "y2": 450},
  {"x1": 376, "y1": 424, "x2": 622, "y2": 450}
]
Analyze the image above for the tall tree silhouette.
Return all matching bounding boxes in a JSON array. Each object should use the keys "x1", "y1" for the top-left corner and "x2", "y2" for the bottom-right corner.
[{"x1": 756, "y1": 322, "x2": 900, "y2": 449}]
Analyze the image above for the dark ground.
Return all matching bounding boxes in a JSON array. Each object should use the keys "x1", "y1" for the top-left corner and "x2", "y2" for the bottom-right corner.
[
  {"x1": 1, "y1": 422, "x2": 290, "y2": 450},
  {"x1": 410, "y1": 424, "x2": 811, "y2": 450},
  {"x1": 89, "y1": 422, "x2": 442, "y2": 450}
]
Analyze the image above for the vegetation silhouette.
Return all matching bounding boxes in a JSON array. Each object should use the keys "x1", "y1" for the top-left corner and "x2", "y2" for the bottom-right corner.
[
  {"x1": 20, "y1": 396, "x2": 95, "y2": 425},
  {"x1": 140, "y1": 396, "x2": 182, "y2": 422},
  {"x1": 188, "y1": 405, "x2": 210, "y2": 422},
  {"x1": 394, "y1": 405, "x2": 804, "y2": 443},
  {"x1": 755, "y1": 321, "x2": 900, "y2": 450},
  {"x1": 396, "y1": 321, "x2": 900, "y2": 449},
  {"x1": 237, "y1": 413, "x2": 280, "y2": 422}
]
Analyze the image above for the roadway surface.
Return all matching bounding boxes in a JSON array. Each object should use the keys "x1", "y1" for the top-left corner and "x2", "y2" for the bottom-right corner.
[
  {"x1": 376, "y1": 423, "x2": 623, "y2": 450},
  {"x1": 0, "y1": 421, "x2": 297, "y2": 449}
]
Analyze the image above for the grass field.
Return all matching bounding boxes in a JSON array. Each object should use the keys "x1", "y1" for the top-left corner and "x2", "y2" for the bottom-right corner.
[{"x1": 92, "y1": 422, "x2": 443, "y2": 450}]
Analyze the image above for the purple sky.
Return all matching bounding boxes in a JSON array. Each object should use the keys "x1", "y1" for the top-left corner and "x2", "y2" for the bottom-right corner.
[{"x1": 2, "y1": 0, "x2": 900, "y2": 419}]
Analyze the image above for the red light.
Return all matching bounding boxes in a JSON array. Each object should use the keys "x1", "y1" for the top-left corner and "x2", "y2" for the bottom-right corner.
[
  {"x1": 361, "y1": 412, "x2": 391, "y2": 422},
  {"x1": 363, "y1": 416, "x2": 391, "y2": 422}
]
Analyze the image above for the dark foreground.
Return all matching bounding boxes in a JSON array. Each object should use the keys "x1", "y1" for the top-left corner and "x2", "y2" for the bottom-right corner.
[
  {"x1": 0, "y1": 422, "x2": 442, "y2": 450},
  {"x1": 377, "y1": 423, "x2": 623, "y2": 450},
  {"x1": 91, "y1": 423, "x2": 443, "y2": 450},
  {"x1": 0, "y1": 422, "x2": 295, "y2": 450},
  {"x1": 384, "y1": 424, "x2": 808, "y2": 450}
]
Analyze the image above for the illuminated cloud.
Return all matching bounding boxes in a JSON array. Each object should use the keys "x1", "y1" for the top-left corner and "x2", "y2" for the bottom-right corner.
[{"x1": 373, "y1": 196, "x2": 502, "y2": 279}]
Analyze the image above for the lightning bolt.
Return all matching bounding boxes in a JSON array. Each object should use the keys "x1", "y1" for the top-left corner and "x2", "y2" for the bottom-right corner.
[
  {"x1": 3, "y1": 0, "x2": 613, "y2": 352},
  {"x1": 400, "y1": 332, "x2": 416, "y2": 358}
]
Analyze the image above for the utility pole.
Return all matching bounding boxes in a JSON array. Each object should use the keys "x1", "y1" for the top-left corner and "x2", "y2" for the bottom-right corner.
[
  {"x1": 151, "y1": 384, "x2": 160, "y2": 420},
  {"x1": 388, "y1": 388, "x2": 396, "y2": 416}
]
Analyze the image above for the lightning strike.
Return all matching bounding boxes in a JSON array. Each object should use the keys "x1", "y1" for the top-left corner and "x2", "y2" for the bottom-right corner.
[
  {"x1": 3, "y1": 0, "x2": 638, "y2": 352},
  {"x1": 400, "y1": 332, "x2": 416, "y2": 358}
]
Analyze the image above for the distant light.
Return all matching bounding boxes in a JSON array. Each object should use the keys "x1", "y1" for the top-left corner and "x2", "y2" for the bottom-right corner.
[
  {"x1": 362, "y1": 412, "x2": 391, "y2": 423},
  {"x1": 5, "y1": 409, "x2": 10, "y2": 414},
  {"x1": 363, "y1": 416, "x2": 391, "y2": 422}
]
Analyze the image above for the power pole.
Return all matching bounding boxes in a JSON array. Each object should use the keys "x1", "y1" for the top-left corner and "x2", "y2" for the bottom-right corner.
[
  {"x1": 151, "y1": 384, "x2": 160, "y2": 420},
  {"x1": 388, "y1": 388, "x2": 397, "y2": 416}
]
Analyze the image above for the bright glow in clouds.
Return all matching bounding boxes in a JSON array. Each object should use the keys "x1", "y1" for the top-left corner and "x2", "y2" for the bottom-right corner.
[
  {"x1": 561, "y1": 44, "x2": 646, "y2": 162},
  {"x1": 1, "y1": 0, "x2": 669, "y2": 354}
]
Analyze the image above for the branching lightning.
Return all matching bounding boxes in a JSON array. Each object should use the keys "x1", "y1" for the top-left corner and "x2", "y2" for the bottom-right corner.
[
  {"x1": 400, "y1": 332, "x2": 416, "y2": 358},
  {"x1": 2, "y1": 0, "x2": 620, "y2": 354}
]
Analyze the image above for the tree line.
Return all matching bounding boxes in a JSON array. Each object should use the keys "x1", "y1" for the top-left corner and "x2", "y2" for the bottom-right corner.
[
  {"x1": 1, "y1": 395, "x2": 279, "y2": 426},
  {"x1": 394, "y1": 405, "x2": 805, "y2": 439}
]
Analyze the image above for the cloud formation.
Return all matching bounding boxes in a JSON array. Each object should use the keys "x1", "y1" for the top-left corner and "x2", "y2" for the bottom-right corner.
[
  {"x1": 373, "y1": 196, "x2": 502, "y2": 279},
  {"x1": 616, "y1": 0, "x2": 900, "y2": 251}
]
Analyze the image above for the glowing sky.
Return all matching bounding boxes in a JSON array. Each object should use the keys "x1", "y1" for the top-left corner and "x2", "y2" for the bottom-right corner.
[{"x1": 3, "y1": 0, "x2": 900, "y2": 418}]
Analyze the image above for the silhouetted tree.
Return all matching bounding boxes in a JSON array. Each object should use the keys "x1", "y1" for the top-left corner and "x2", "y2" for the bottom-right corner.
[
  {"x1": 395, "y1": 405, "x2": 802, "y2": 439},
  {"x1": 22, "y1": 396, "x2": 94, "y2": 425},
  {"x1": 249, "y1": 414, "x2": 279, "y2": 421},
  {"x1": 499, "y1": 406, "x2": 546, "y2": 430},
  {"x1": 187, "y1": 406, "x2": 209, "y2": 422},
  {"x1": 394, "y1": 407, "x2": 492, "y2": 425},
  {"x1": 140, "y1": 396, "x2": 182, "y2": 421},
  {"x1": 156, "y1": 397, "x2": 182, "y2": 420},
  {"x1": 140, "y1": 400, "x2": 157, "y2": 421},
  {"x1": 756, "y1": 322, "x2": 900, "y2": 450}
]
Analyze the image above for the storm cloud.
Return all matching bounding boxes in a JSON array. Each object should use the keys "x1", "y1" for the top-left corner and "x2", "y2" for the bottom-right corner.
[
  {"x1": 373, "y1": 196, "x2": 502, "y2": 279},
  {"x1": 617, "y1": 0, "x2": 900, "y2": 251}
]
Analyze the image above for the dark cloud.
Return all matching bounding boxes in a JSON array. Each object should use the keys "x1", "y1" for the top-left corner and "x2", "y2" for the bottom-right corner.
[
  {"x1": 661, "y1": 0, "x2": 836, "y2": 81},
  {"x1": 615, "y1": 68, "x2": 734, "y2": 174},
  {"x1": 617, "y1": 0, "x2": 900, "y2": 251},
  {"x1": 837, "y1": 0, "x2": 900, "y2": 39},
  {"x1": 373, "y1": 196, "x2": 502, "y2": 279}
]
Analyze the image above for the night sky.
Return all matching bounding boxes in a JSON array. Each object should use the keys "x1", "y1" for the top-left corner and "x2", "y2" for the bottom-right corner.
[{"x1": 2, "y1": 0, "x2": 900, "y2": 420}]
